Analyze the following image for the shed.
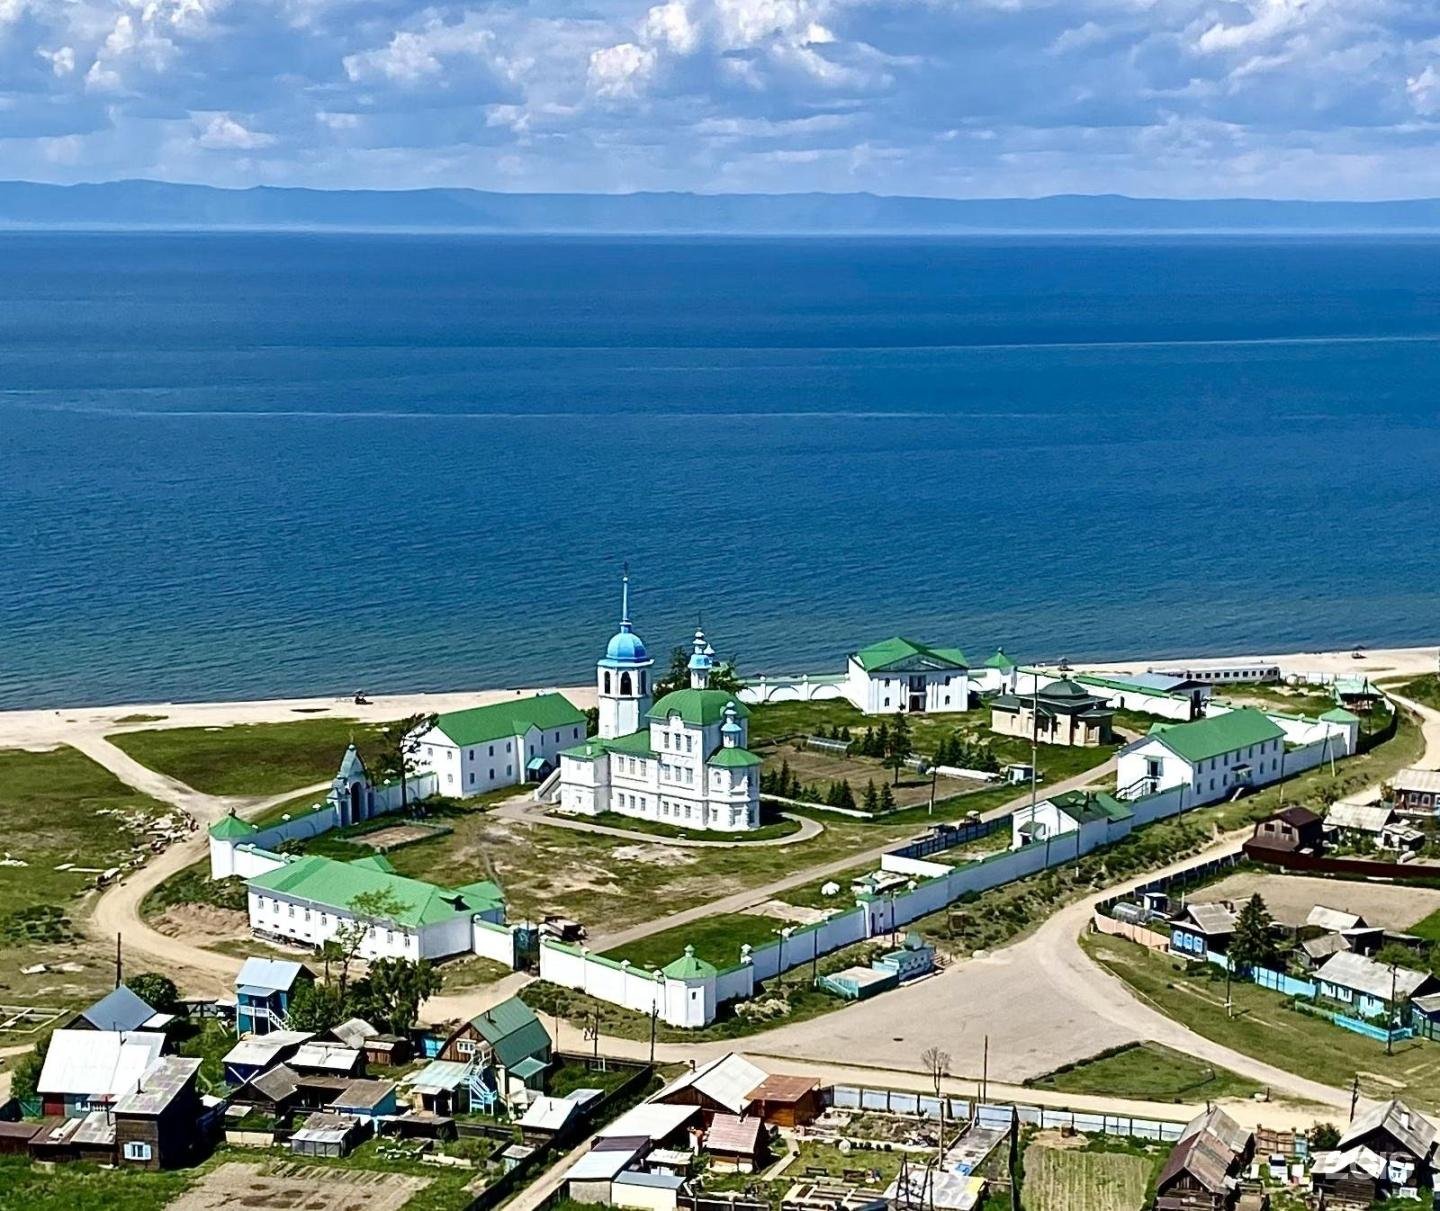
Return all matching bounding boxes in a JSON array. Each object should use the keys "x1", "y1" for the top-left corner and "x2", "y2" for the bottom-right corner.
[
  {"x1": 327, "y1": 1078, "x2": 398, "y2": 1120},
  {"x1": 519, "y1": 1094, "x2": 581, "y2": 1138},
  {"x1": 0, "y1": 1120, "x2": 48, "y2": 1156},
  {"x1": 613, "y1": 1169, "x2": 686, "y2": 1211},
  {"x1": 568, "y1": 1142, "x2": 641, "y2": 1203},
  {"x1": 704, "y1": 1114, "x2": 768, "y2": 1172},
  {"x1": 653, "y1": 1053, "x2": 767, "y2": 1120},
  {"x1": 222, "y1": 1030, "x2": 314, "y2": 1086},
  {"x1": 289, "y1": 1112, "x2": 366, "y2": 1158},
  {"x1": 290, "y1": 1041, "x2": 365, "y2": 1077},
  {"x1": 403, "y1": 1060, "x2": 474, "y2": 1116},
  {"x1": 597, "y1": 1102, "x2": 701, "y2": 1147},
  {"x1": 112, "y1": 1055, "x2": 203, "y2": 1170},
  {"x1": 747, "y1": 1074, "x2": 823, "y2": 1127}
]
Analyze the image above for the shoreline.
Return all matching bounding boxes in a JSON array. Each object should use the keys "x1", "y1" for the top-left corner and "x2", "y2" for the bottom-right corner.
[{"x1": 0, "y1": 642, "x2": 1433, "y2": 750}]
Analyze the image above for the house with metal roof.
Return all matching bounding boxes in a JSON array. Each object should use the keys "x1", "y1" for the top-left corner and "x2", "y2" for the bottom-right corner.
[
  {"x1": 1315, "y1": 951, "x2": 1440, "y2": 1020},
  {"x1": 1116, "y1": 708, "x2": 1286, "y2": 806},
  {"x1": 990, "y1": 679, "x2": 1115, "y2": 748},
  {"x1": 235, "y1": 957, "x2": 313, "y2": 1035},
  {"x1": 1331, "y1": 1100, "x2": 1437, "y2": 1198},
  {"x1": 1010, "y1": 789, "x2": 1133, "y2": 851},
  {"x1": 556, "y1": 583, "x2": 764, "y2": 832},
  {"x1": 436, "y1": 995, "x2": 553, "y2": 1109},
  {"x1": 1154, "y1": 1106, "x2": 1253, "y2": 1211},
  {"x1": 113, "y1": 1055, "x2": 204, "y2": 1170},
  {"x1": 246, "y1": 852, "x2": 506, "y2": 961},
  {"x1": 1393, "y1": 767, "x2": 1440, "y2": 817},
  {"x1": 66, "y1": 985, "x2": 172, "y2": 1034},
  {"x1": 1168, "y1": 902, "x2": 1238, "y2": 960},
  {"x1": 843, "y1": 636, "x2": 971, "y2": 716},
  {"x1": 37, "y1": 1029, "x2": 167, "y2": 1119},
  {"x1": 654, "y1": 1053, "x2": 767, "y2": 1120},
  {"x1": 411, "y1": 692, "x2": 588, "y2": 797}
]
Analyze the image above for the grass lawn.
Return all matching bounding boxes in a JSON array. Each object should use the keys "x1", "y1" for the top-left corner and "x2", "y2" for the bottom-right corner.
[
  {"x1": 1410, "y1": 908, "x2": 1440, "y2": 945},
  {"x1": 748, "y1": 700, "x2": 870, "y2": 744},
  {"x1": 602, "y1": 911, "x2": 789, "y2": 970},
  {"x1": 1026, "y1": 1041, "x2": 1264, "y2": 1104},
  {"x1": 174, "y1": 1016, "x2": 240, "y2": 1094},
  {"x1": 108, "y1": 717, "x2": 391, "y2": 797},
  {"x1": 1082, "y1": 932, "x2": 1440, "y2": 1107},
  {"x1": 1220, "y1": 682, "x2": 1349, "y2": 719},
  {"x1": 141, "y1": 857, "x2": 248, "y2": 920},
  {"x1": 1022, "y1": 1139, "x2": 1158, "y2": 1211},
  {"x1": 1391, "y1": 674, "x2": 1440, "y2": 712},
  {"x1": 0, "y1": 1156, "x2": 190, "y2": 1211},
  {"x1": 437, "y1": 952, "x2": 514, "y2": 993},
  {"x1": 778, "y1": 1140, "x2": 906, "y2": 1187},
  {"x1": 547, "y1": 1055, "x2": 638, "y2": 1099}
]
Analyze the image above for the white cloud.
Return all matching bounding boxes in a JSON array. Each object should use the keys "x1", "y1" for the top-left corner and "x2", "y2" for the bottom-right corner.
[
  {"x1": 196, "y1": 112, "x2": 275, "y2": 149},
  {"x1": 644, "y1": 0, "x2": 699, "y2": 53},
  {"x1": 343, "y1": 12, "x2": 497, "y2": 85},
  {"x1": 588, "y1": 41, "x2": 657, "y2": 97},
  {"x1": 37, "y1": 45, "x2": 76, "y2": 76},
  {"x1": 1408, "y1": 63, "x2": 1440, "y2": 114}
]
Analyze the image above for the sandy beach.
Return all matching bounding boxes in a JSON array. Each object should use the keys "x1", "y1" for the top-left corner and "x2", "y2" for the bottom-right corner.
[{"x1": 0, "y1": 642, "x2": 1432, "y2": 751}]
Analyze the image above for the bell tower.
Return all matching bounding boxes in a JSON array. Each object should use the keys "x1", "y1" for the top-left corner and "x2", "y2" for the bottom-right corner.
[{"x1": 597, "y1": 567, "x2": 653, "y2": 738}]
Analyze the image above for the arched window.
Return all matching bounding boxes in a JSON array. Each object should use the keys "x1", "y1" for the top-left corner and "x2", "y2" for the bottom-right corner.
[
  {"x1": 620, "y1": 672, "x2": 633, "y2": 696},
  {"x1": 603, "y1": 671, "x2": 611, "y2": 694},
  {"x1": 639, "y1": 671, "x2": 647, "y2": 694}
]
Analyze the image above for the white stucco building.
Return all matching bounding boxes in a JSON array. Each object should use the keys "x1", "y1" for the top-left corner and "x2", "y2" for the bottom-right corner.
[
  {"x1": 1115, "y1": 707, "x2": 1287, "y2": 807},
  {"x1": 411, "y1": 693, "x2": 588, "y2": 797},
  {"x1": 555, "y1": 578, "x2": 763, "y2": 832},
  {"x1": 843, "y1": 636, "x2": 971, "y2": 715}
]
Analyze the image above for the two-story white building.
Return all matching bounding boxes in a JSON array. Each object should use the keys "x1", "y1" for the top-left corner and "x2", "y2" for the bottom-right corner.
[
  {"x1": 554, "y1": 579, "x2": 763, "y2": 832},
  {"x1": 411, "y1": 693, "x2": 588, "y2": 797},
  {"x1": 1115, "y1": 707, "x2": 1287, "y2": 807},
  {"x1": 843, "y1": 637, "x2": 971, "y2": 715}
]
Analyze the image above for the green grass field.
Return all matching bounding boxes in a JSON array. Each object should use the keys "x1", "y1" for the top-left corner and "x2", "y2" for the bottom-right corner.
[
  {"x1": 1026, "y1": 1041, "x2": 1264, "y2": 1103},
  {"x1": 108, "y1": 717, "x2": 390, "y2": 796},
  {"x1": 601, "y1": 910, "x2": 788, "y2": 969},
  {"x1": 1410, "y1": 908, "x2": 1440, "y2": 944},
  {"x1": 0, "y1": 1156, "x2": 189, "y2": 1211},
  {"x1": 1022, "y1": 1140, "x2": 1157, "y2": 1211},
  {"x1": 1083, "y1": 933, "x2": 1440, "y2": 1107},
  {"x1": 0, "y1": 745, "x2": 170, "y2": 921},
  {"x1": 588, "y1": 810, "x2": 802, "y2": 842},
  {"x1": 1392, "y1": 673, "x2": 1440, "y2": 711}
]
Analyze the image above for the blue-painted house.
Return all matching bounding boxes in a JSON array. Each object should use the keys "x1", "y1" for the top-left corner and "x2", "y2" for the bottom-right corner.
[
  {"x1": 235, "y1": 958, "x2": 313, "y2": 1035},
  {"x1": 1168, "y1": 902, "x2": 1237, "y2": 960},
  {"x1": 1315, "y1": 951, "x2": 1439, "y2": 1021}
]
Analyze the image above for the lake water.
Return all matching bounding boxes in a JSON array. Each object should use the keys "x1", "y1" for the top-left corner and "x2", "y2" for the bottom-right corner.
[{"x1": 2, "y1": 232, "x2": 1439, "y2": 709}]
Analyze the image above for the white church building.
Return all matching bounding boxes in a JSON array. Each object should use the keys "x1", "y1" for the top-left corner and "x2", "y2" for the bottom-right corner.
[{"x1": 554, "y1": 576, "x2": 764, "y2": 832}]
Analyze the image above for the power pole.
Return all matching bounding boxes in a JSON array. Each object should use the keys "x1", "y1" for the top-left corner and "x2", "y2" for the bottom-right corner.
[
  {"x1": 115, "y1": 932, "x2": 122, "y2": 989},
  {"x1": 649, "y1": 1000, "x2": 658, "y2": 1065},
  {"x1": 981, "y1": 1035, "x2": 989, "y2": 1105},
  {"x1": 1350, "y1": 1075, "x2": 1360, "y2": 1122}
]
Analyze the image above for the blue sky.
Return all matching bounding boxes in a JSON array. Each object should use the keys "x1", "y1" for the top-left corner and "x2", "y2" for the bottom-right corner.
[{"x1": 3, "y1": 0, "x2": 1439, "y2": 197}]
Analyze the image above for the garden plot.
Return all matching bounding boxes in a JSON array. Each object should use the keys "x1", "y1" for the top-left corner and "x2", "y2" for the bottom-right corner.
[
  {"x1": 1023, "y1": 1135, "x2": 1156, "y2": 1211},
  {"x1": 166, "y1": 1161, "x2": 428, "y2": 1211}
]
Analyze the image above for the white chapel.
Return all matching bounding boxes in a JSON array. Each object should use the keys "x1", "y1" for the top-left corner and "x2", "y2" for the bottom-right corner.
[{"x1": 555, "y1": 575, "x2": 764, "y2": 832}]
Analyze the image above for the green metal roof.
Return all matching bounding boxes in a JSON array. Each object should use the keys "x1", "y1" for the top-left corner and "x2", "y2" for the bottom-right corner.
[
  {"x1": 708, "y1": 746, "x2": 763, "y2": 769},
  {"x1": 1321, "y1": 707, "x2": 1361, "y2": 723},
  {"x1": 210, "y1": 812, "x2": 259, "y2": 839},
  {"x1": 1047, "y1": 789, "x2": 1134, "y2": 824},
  {"x1": 852, "y1": 636, "x2": 969, "y2": 673},
  {"x1": 645, "y1": 690, "x2": 750, "y2": 727},
  {"x1": 433, "y1": 693, "x2": 586, "y2": 747},
  {"x1": 662, "y1": 945, "x2": 718, "y2": 979},
  {"x1": 984, "y1": 649, "x2": 1016, "y2": 670},
  {"x1": 247, "y1": 855, "x2": 505, "y2": 928},
  {"x1": 468, "y1": 996, "x2": 550, "y2": 1071},
  {"x1": 1146, "y1": 707, "x2": 1285, "y2": 764},
  {"x1": 561, "y1": 729, "x2": 657, "y2": 762}
]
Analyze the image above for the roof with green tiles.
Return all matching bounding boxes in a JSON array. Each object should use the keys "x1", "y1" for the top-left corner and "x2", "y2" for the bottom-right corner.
[
  {"x1": 247, "y1": 854, "x2": 504, "y2": 928},
  {"x1": 210, "y1": 811, "x2": 260, "y2": 839},
  {"x1": 707, "y1": 746, "x2": 763, "y2": 769},
  {"x1": 561, "y1": 729, "x2": 658, "y2": 762},
  {"x1": 1321, "y1": 707, "x2": 1361, "y2": 723},
  {"x1": 432, "y1": 693, "x2": 586, "y2": 748},
  {"x1": 984, "y1": 649, "x2": 1016, "y2": 670},
  {"x1": 467, "y1": 996, "x2": 550, "y2": 1070},
  {"x1": 1047, "y1": 789, "x2": 1134, "y2": 824},
  {"x1": 852, "y1": 636, "x2": 968, "y2": 673},
  {"x1": 645, "y1": 689, "x2": 750, "y2": 727},
  {"x1": 1143, "y1": 707, "x2": 1285, "y2": 764},
  {"x1": 662, "y1": 946, "x2": 718, "y2": 979}
]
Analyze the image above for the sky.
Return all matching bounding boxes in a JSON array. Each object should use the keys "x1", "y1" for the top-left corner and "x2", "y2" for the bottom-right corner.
[{"x1": 3, "y1": 0, "x2": 1440, "y2": 198}]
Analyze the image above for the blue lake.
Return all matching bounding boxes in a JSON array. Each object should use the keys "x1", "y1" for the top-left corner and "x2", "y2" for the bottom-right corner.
[{"x1": 1, "y1": 232, "x2": 1438, "y2": 708}]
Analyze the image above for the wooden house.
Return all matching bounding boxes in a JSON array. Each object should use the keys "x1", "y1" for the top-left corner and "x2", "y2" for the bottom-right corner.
[
  {"x1": 653, "y1": 1053, "x2": 767, "y2": 1124},
  {"x1": 704, "y1": 1114, "x2": 768, "y2": 1173},
  {"x1": 437, "y1": 996, "x2": 552, "y2": 1105},
  {"x1": 112, "y1": 1056, "x2": 204, "y2": 1170},
  {"x1": 747, "y1": 1074, "x2": 823, "y2": 1128},
  {"x1": 1154, "y1": 1106, "x2": 1253, "y2": 1211},
  {"x1": 1333, "y1": 1099, "x2": 1437, "y2": 1197}
]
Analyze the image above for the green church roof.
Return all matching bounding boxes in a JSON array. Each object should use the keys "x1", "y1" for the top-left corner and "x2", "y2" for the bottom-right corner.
[
  {"x1": 707, "y1": 746, "x2": 763, "y2": 769},
  {"x1": 1145, "y1": 707, "x2": 1285, "y2": 764},
  {"x1": 646, "y1": 690, "x2": 750, "y2": 727},
  {"x1": 248, "y1": 854, "x2": 504, "y2": 928},
  {"x1": 561, "y1": 729, "x2": 658, "y2": 762},
  {"x1": 984, "y1": 649, "x2": 1016, "y2": 670},
  {"x1": 209, "y1": 812, "x2": 259, "y2": 839},
  {"x1": 662, "y1": 945, "x2": 718, "y2": 979},
  {"x1": 1321, "y1": 707, "x2": 1361, "y2": 723},
  {"x1": 433, "y1": 693, "x2": 586, "y2": 748},
  {"x1": 853, "y1": 637, "x2": 969, "y2": 673}
]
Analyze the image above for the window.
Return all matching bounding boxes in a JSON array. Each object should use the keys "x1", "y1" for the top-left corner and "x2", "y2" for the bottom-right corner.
[
  {"x1": 640, "y1": 671, "x2": 647, "y2": 693},
  {"x1": 469, "y1": 773, "x2": 475, "y2": 785},
  {"x1": 507, "y1": 764, "x2": 513, "y2": 776},
  {"x1": 685, "y1": 735, "x2": 693, "y2": 754},
  {"x1": 489, "y1": 768, "x2": 495, "y2": 779},
  {"x1": 288, "y1": 904, "x2": 295, "y2": 917},
  {"x1": 457, "y1": 1038, "x2": 477, "y2": 1056},
  {"x1": 489, "y1": 745, "x2": 495, "y2": 756},
  {"x1": 573, "y1": 727, "x2": 580, "y2": 738},
  {"x1": 506, "y1": 741, "x2": 511, "y2": 752},
  {"x1": 604, "y1": 671, "x2": 612, "y2": 694},
  {"x1": 123, "y1": 1142, "x2": 153, "y2": 1162},
  {"x1": 303, "y1": 908, "x2": 310, "y2": 921},
  {"x1": 620, "y1": 671, "x2": 633, "y2": 695}
]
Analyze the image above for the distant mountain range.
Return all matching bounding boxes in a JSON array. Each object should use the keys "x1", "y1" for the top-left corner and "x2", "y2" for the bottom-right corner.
[{"x1": 5, "y1": 180, "x2": 1440, "y2": 232}]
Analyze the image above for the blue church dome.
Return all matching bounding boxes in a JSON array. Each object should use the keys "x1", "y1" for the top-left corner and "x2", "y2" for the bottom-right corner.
[{"x1": 606, "y1": 627, "x2": 648, "y2": 663}]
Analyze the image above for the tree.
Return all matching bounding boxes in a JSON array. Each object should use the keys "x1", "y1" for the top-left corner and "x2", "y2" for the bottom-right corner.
[
  {"x1": 285, "y1": 979, "x2": 347, "y2": 1033},
  {"x1": 652, "y1": 646, "x2": 745, "y2": 699},
  {"x1": 584, "y1": 706, "x2": 600, "y2": 736},
  {"x1": 364, "y1": 958, "x2": 442, "y2": 1034},
  {"x1": 11, "y1": 1033, "x2": 50, "y2": 1102},
  {"x1": 863, "y1": 780, "x2": 879, "y2": 813},
  {"x1": 920, "y1": 1045, "x2": 951, "y2": 1095},
  {"x1": 1228, "y1": 894, "x2": 1279, "y2": 970},
  {"x1": 331, "y1": 888, "x2": 408, "y2": 997},
  {"x1": 838, "y1": 780, "x2": 857, "y2": 811},
  {"x1": 372, "y1": 713, "x2": 438, "y2": 811},
  {"x1": 1376, "y1": 941, "x2": 1425, "y2": 971},
  {"x1": 126, "y1": 972, "x2": 179, "y2": 1015},
  {"x1": 886, "y1": 712, "x2": 912, "y2": 785},
  {"x1": 1311, "y1": 1123, "x2": 1342, "y2": 1151},
  {"x1": 879, "y1": 783, "x2": 896, "y2": 812}
]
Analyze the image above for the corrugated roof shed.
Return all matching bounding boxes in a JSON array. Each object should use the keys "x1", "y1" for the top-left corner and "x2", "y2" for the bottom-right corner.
[
  {"x1": 112, "y1": 1056, "x2": 201, "y2": 1117},
  {"x1": 1339, "y1": 1099, "x2": 1438, "y2": 1159},
  {"x1": 705, "y1": 1115, "x2": 764, "y2": 1156},
  {"x1": 37, "y1": 1029, "x2": 164, "y2": 1100},
  {"x1": 656, "y1": 1053, "x2": 766, "y2": 1116}
]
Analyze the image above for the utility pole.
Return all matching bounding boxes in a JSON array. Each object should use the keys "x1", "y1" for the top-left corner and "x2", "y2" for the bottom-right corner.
[
  {"x1": 1224, "y1": 957, "x2": 1233, "y2": 1019},
  {"x1": 981, "y1": 1035, "x2": 989, "y2": 1105},
  {"x1": 114, "y1": 932, "x2": 122, "y2": 989},
  {"x1": 648, "y1": 1000, "x2": 658, "y2": 1065},
  {"x1": 928, "y1": 763, "x2": 938, "y2": 816},
  {"x1": 1350, "y1": 1074, "x2": 1360, "y2": 1122},
  {"x1": 1387, "y1": 964, "x2": 1399, "y2": 1056}
]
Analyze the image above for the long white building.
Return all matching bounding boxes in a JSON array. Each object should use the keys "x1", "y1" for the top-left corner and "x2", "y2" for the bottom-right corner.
[
  {"x1": 555, "y1": 577, "x2": 763, "y2": 832},
  {"x1": 411, "y1": 693, "x2": 588, "y2": 797},
  {"x1": 1115, "y1": 708, "x2": 1287, "y2": 806},
  {"x1": 843, "y1": 636, "x2": 972, "y2": 715}
]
